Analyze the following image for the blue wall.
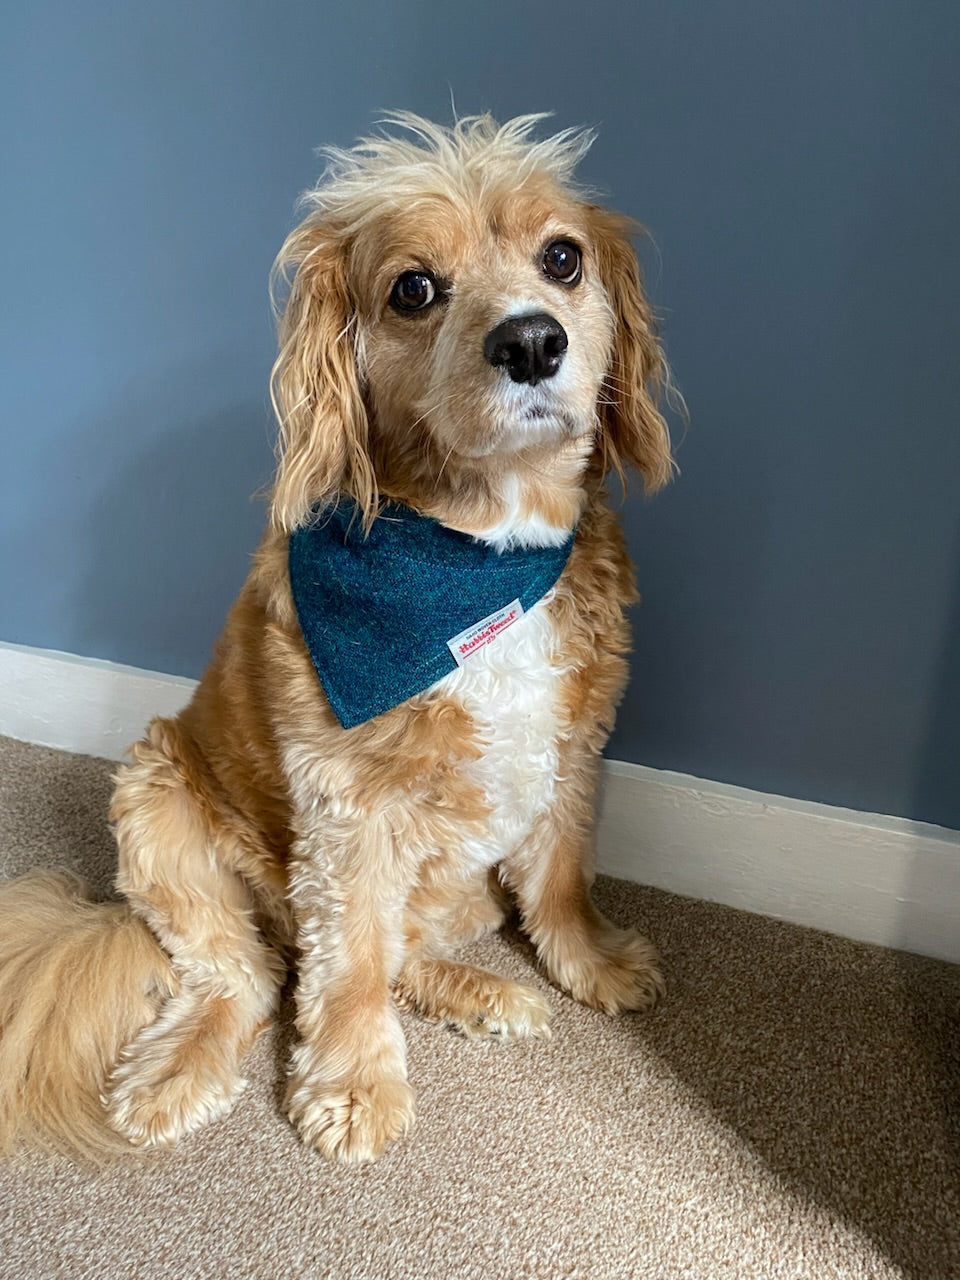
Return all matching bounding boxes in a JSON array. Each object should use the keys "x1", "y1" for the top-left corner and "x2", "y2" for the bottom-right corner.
[{"x1": 2, "y1": 1, "x2": 958, "y2": 828}]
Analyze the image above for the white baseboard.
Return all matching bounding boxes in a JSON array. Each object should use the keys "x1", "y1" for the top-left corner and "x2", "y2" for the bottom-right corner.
[
  {"x1": 2, "y1": 639, "x2": 958, "y2": 964},
  {"x1": 596, "y1": 761, "x2": 959, "y2": 965},
  {"x1": 0, "y1": 640, "x2": 196, "y2": 763}
]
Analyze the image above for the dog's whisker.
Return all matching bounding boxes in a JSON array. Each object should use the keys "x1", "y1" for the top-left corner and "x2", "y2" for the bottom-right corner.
[
  {"x1": 408, "y1": 390, "x2": 463, "y2": 436},
  {"x1": 434, "y1": 443, "x2": 459, "y2": 490}
]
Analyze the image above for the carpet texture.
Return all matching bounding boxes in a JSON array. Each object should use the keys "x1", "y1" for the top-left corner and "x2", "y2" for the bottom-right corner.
[{"x1": 0, "y1": 735, "x2": 957, "y2": 1280}]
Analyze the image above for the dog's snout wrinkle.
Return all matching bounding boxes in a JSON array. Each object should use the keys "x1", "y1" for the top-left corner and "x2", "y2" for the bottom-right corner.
[{"x1": 483, "y1": 313, "x2": 568, "y2": 386}]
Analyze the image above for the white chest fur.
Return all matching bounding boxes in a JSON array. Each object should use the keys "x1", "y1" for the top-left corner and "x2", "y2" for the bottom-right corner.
[{"x1": 435, "y1": 595, "x2": 562, "y2": 871}]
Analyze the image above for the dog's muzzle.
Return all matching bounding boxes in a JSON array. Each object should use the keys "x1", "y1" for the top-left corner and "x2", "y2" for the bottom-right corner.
[{"x1": 483, "y1": 312, "x2": 568, "y2": 386}]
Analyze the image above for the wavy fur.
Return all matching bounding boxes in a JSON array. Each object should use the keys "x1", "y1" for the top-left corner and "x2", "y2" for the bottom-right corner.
[
  {"x1": 0, "y1": 112, "x2": 674, "y2": 1165},
  {"x1": 0, "y1": 872, "x2": 174, "y2": 1161}
]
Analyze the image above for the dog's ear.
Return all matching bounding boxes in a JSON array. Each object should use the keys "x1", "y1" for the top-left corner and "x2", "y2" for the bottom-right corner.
[
  {"x1": 269, "y1": 226, "x2": 376, "y2": 533},
  {"x1": 587, "y1": 206, "x2": 675, "y2": 494}
]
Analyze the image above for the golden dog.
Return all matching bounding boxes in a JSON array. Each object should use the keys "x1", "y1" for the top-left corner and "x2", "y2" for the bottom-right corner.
[{"x1": 0, "y1": 113, "x2": 674, "y2": 1165}]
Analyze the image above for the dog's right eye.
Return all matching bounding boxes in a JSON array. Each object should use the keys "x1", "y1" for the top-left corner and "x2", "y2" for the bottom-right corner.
[{"x1": 390, "y1": 271, "x2": 438, "y2": 313}]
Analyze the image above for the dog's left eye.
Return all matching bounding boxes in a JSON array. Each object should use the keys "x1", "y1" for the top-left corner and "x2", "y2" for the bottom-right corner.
[
  {"x1": 390, "y1": 270, "x2": 438, "y2": 313},
  {"x1": 542, "y1": 240, "x2": 582, "y2": 286}
]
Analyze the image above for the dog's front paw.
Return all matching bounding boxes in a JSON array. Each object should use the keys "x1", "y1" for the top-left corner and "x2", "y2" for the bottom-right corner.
[
  {"x1": 549, "y1": 924, "x2": 665, "y2": 1015},
  {"x1": 286, "y1": 1071, "x2": 415, "y2": 1164}
]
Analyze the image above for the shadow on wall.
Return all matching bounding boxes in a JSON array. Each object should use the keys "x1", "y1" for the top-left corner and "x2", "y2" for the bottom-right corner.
[
  {"x1": 890, "y1": 520, "x2": 960, "y2": 954},
  {"x1": 901, "y1": 519, "x2": 960, "y2": 1223},
  {"x1": 69, "y1": 358, "x2": 275, "y2": 682},
  {"x1": 912, "y1": 523, "x2": 960, "y2": 834}
]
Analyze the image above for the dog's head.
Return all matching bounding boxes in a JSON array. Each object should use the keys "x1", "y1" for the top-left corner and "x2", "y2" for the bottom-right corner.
[{"x1": 269, "y1": 113, "x2": 674, "y2": 543}]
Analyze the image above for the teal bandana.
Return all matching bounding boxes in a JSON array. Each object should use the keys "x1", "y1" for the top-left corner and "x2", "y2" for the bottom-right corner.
[{"x1": 288, "y1": 501, "x2": 575, "y2": 728}]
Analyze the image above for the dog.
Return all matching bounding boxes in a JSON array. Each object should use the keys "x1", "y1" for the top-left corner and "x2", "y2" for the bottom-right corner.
[{"x1": 0, "y1": 112, "x2": 674, "y2": 1165}]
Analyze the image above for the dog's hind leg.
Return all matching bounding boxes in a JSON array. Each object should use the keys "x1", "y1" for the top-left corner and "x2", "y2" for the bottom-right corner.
[
  {"x1": 103, "y1": 719, "x2": 284, "y2": 1148},
  {"x1": 393, "y1": 871, "x2": 552, "y2": 1040},
  {"x1": 394, "y1": 956, "x2": 552, "y2": 1041}
]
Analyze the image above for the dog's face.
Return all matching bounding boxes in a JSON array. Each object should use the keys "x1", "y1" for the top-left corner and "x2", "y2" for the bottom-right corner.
[
  {"x1": 355, "y1": 177, "x2": 615, "y2": 464},
  {"x1": 269, "y1": 115, "x2": 674, "y2": 536}
]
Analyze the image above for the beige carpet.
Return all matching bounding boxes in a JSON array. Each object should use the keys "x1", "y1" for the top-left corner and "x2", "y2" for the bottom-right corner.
[{"x1": 0, "y1": 735, "x2": 957, "y2": 1280}]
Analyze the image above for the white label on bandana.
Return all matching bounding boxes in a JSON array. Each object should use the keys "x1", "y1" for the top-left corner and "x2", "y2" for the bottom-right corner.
[{"x1": 447, "y1": 599, "x2": 524, "y2": 666}]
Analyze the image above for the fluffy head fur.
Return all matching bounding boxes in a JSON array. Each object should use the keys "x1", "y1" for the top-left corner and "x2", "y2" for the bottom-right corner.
[
  {"x1": 0, "y1": 113, "x2": 673, "y2": 1167},
  {"x1": 269, "y1": 112, "x2": 674, "y2": 539}
]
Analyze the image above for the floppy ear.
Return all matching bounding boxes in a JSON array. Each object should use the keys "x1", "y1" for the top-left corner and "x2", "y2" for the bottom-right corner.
[
  {"x1": 268, "y1": 225, "x2": 376, "y2": 533},
  {"x1": 587, "y1": 206, "x2": 675, "y2": 494}
]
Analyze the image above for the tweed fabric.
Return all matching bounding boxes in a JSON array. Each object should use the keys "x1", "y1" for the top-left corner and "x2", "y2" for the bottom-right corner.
[{"x1": 288, "y1": 501, "x2": 574, "y2": 728}]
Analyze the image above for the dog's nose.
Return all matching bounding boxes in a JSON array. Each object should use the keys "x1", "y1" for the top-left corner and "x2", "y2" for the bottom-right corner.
[{"x1": 483, "y1": 313, "x2": 568, "y2": 385}]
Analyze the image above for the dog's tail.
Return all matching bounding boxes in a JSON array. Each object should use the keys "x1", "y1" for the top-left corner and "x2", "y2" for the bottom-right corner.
[{"x1": 0, "y1": 870, "x2": 175, "y2": 1162}]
